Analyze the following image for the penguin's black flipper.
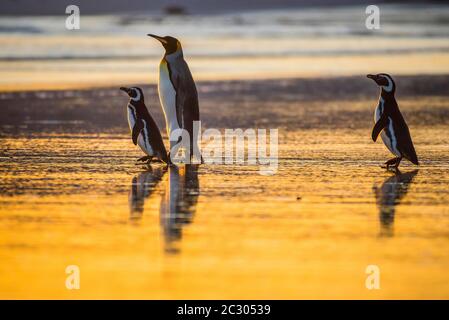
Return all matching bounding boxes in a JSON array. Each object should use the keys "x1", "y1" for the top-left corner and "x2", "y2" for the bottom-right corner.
[
  {"x1": 132, "y1": 119, "x2": 144, "y2": 145},
  {"x1": 372, "y1": 113, "x2": 388, "y2": 142},
  {"x1": 168, "y1": 60, "x2": 200, "y2": 128}
]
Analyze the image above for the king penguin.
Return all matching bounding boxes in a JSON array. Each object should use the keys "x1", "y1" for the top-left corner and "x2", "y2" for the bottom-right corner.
[
  {"x1": 367, "y1": 73, "x2": 419, "y2": 169},
  {"x1": 147, "y1": 34, "x2": 202, "y2": 163},
  {"x1": 120, "y1": 86, "x2": 170, "y2": 164}
]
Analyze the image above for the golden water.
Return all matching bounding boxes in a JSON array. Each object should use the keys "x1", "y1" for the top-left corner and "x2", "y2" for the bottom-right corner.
[{"x1": 1, "y1": 128, "x2": 448, "y2": 299}]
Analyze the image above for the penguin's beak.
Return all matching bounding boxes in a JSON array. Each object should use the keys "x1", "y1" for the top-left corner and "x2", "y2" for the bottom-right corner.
[
  {"x1": 147, "y1": 34, "x2": 168, "y2": 45},
  {"x1": 120, "y1": 87, "x2": 130, "y2": 94},
  {"x1": 367, "y1": 74, "x2": 380, "y2": 84},
  {"x1": 367, "y1": 74, "x2": 388, "y2": 86}
]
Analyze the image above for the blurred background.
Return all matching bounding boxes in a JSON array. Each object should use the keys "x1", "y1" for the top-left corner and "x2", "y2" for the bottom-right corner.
[{"x1": 1, "y1": 0, "x2": 448, "y2": 91}]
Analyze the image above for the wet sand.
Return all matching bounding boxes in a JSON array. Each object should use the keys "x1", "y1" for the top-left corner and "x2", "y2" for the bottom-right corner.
[{"x1": 0, "y1": 75, "x2": 449, "y2": 298}]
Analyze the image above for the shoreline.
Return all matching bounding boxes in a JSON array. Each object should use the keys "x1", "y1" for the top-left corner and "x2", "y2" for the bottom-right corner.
[
  {"x1": 1, "y1": 73, "x2": 448, "y2": 95},
  {"x1": 1, "y1": 74, "x2": 448, "y2": 137},
  {"x1": 2, "y1": 69, "x2": 449, "y2": 94}
]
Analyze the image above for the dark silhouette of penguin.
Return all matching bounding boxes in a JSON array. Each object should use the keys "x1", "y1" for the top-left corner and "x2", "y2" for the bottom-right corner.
[
  {"x1": 367, "y1": 73, "x2": 419, "y2": 169},
  {"x1": 120, "y1": 86, "x2": 169, "y2": 164},
  {"x1": 159, "y1": 164, "x2": 200, "y2": 254},
  {"x1": 147, "y1": 34, "x2": 202, "y2": 164},
  {"x1": 373, "y1": 169, "x2": 418, "y2": 237},
  {"x1": 129, "y1": 167, "x2": 167, "y2": 220}
]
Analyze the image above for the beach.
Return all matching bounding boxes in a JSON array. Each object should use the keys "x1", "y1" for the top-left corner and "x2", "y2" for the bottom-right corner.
[
  {"x1": 1, "y1": 75, "x2": 449, "y2": 298},
  {"x1": 1, "y1": 2, "x2": 449, "y2": 299}
]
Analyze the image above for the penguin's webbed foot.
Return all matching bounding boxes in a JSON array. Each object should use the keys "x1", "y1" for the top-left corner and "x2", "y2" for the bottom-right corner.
[
  {"x1": 382, "y1": 157, "x2": 402, "y2": 170},
  {"x1": 135, "y1": 156, "x2": 153, "y2": 166},
  {"x1": 137, "y1": 156, "x2": 151, "y2": 162},
  {"x1": 145, "y1": 156, "x2": 154, "y2": 165}
]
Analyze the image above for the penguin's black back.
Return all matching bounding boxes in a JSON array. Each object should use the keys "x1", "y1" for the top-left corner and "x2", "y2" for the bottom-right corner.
[
  {"x1": 166, "y1": 58, "x2": 200, "y2": 156},
  {"x1": 384, "y1": 95, "x2": 419, "y2": 165},
  {"x1": 133, "y1": 101, "x2": 169, "y2": 163}
]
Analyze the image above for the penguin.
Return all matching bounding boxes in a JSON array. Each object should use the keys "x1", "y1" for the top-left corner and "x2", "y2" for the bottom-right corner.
[
  {"x1": 120, "y1": 86, "x2": 170, "y2": 164},
  {"x1": 367, "y1": 73, "x2": 419, "y2": 169},
  {"x1": 147, "y1": 34, "x2": 202, "y2": 163}
]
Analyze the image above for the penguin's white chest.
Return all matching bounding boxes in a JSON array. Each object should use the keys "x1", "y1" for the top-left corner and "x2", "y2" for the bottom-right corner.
[
  {"x1": 158, "y1": 62, "x2": 180, "y2": 135},
  {"x1": 127, "y1": 105, "x2": 154, "y2": 156},
  {"x1": 374, "y1": 99, "x2": 401, "y2": 157}
]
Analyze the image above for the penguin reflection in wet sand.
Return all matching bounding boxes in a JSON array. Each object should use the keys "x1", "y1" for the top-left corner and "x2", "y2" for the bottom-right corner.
[
  {"x1": 120, "y1": 86, "x2": 169, "y2": 164},
  {"x1": 374, "y1": 169, "x2": 418, "y2": 237},
  {"x1": 147, "y1": 34, "x2": 202, "y2": 163},
  {"x1": 367, "y1": 73, "x2": 419, "y2": 169},
  {"x1": 129, "y1": 167, "x2": 166, "y2": 220},
  {"x1": 160, "y1": 165, "x2": 200, "y2": 254}
]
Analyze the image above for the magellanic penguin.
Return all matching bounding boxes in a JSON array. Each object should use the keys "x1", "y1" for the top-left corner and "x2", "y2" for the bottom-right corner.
[
  {"x1": 147, "y1": 34, "x2": 202, "y2": 163},
  {"x1": 367, "y1": 73, "x2": 419, "y2": 169},
  {"x1": 120, "y1": 86, "x2": 170, "y2": 164}
]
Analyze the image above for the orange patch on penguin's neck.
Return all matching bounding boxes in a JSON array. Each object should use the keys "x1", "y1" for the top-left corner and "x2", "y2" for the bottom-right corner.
[{"x1": 160, "y1": 59, "x2": 169, "y2": 72}]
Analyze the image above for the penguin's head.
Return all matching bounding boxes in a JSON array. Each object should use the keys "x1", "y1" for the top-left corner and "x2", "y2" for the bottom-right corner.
[
  {"x1": 367, "y1": 73, "x2": 396, "y2": 93},
  {"x1": 120, "y1": 86, "x2": 144, "y2": 102},
  {"x1": 147, "y1": 34, "x2": 181, "y2": 55}
]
